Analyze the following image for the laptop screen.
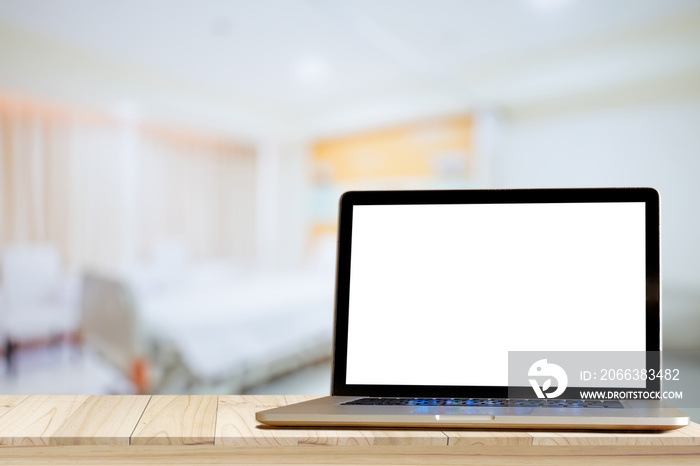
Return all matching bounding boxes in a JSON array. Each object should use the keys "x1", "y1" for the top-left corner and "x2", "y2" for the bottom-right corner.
[{"x1": 332, "y1": 188, "x2": 660, "y2": 397}]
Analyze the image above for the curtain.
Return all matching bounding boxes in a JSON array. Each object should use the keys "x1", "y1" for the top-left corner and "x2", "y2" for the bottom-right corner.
[
  {"x1": 0, "y1": 94, "x2": 257, "y2": 272},
  {"x1": 138, "y1": 126, "x2": 257, "y2": 262}
]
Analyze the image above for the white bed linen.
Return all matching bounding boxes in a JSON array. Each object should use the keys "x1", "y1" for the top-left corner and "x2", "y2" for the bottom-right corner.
[{"x1": 136, "y1": 271, "x2": 335, "y2": 381}]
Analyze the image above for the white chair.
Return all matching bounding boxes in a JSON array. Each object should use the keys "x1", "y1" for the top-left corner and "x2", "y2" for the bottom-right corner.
[{"x1": 1, "y1": 244, "x2": 80, "y2": 372}]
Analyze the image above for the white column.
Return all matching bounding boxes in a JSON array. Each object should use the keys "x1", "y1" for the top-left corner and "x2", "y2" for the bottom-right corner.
[
  {"x1": 114, "y1": 103, "x2": 141, "y2": 271},
  {"x1": 256, "y1": 138, "x2": 280, "y2": 270},
  {"x1": 474, "y1": 109, "x2": 504, "y2": 188}
]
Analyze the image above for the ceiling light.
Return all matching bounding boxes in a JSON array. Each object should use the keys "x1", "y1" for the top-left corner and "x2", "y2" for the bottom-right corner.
[{"x1": 293, "y1": 56, "x2": 331, "y2": 84}]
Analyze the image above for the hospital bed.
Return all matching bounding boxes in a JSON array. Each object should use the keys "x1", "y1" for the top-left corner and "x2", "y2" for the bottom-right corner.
[{"x1": 80, "y1": 266, "x2": 334, "y2": 394}]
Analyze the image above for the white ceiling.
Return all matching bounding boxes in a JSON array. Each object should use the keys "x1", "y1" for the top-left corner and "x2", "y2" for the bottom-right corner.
[{"x1": 0, "y1": 0, "x2": 699, "y2": 137}]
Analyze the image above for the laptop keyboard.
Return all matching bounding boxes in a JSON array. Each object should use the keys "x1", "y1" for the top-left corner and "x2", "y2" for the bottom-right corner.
[{"x1": 342, "y1": 398, "x2": 624, "y2": 408}]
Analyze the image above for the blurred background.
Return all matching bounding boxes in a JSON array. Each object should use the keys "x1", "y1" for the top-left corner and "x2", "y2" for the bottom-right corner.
[{"x1": 0, "y1": 0, "x2": 699, "y2": 406}]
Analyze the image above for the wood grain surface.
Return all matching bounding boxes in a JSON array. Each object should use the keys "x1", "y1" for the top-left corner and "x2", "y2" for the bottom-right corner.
[
  {"x1": 0, "y1": 396, "x2": 28, "y2": 419},
  {"x1": 0, "y1": 395, "x2": 88, "y2": 446},
  {"x1": 0, "y1": 395, "x2": 698, "y2": 465},
  {"x1": 131, "y1": 395, "x2": 217, "y2": 445},
  {"x1": 1, "y1": 444, "x2": 700, "y2": 465},
  {"x1": 50, "y1": 395, "x2": 150, "y2": 446}
]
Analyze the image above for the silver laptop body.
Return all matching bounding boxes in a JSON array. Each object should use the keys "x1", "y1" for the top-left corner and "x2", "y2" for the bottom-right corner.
[{"x1": 257, "y1": 188, "x2": 689, "y2": 430}]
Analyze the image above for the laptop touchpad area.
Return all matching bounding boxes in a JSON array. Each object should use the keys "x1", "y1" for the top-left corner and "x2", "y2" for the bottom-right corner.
[{"x1": 413, "y1": 406, "x2": 534, "y2": 416}]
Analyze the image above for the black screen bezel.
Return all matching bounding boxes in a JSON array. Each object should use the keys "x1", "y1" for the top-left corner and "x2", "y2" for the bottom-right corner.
[{"x1": 330, "y1": 187, "x2": 661, "y2": 398}]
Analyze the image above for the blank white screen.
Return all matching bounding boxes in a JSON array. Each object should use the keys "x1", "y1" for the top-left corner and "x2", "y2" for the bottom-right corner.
[{"x1": 345, "y1": 202, "x2": 647, "y2": 386}]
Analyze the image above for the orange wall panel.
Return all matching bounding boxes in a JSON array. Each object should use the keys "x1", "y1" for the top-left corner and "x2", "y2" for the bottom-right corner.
[{"x1": 312, "y1": 115, "x2": 474, "y2": 183}]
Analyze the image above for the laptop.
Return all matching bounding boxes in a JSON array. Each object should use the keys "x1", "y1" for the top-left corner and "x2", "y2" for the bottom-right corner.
[{"x1": 257, "y1": 188, "x2": 689, "y2": 430}]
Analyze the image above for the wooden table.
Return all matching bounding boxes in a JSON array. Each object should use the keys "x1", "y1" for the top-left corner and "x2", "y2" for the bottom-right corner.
[{"x1": 0, "y1": 395, "x2": 699, "y2": 464}]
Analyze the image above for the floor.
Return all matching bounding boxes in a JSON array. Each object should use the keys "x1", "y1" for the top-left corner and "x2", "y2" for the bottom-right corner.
[
  {"x1": 243, "y1": 361, "x2": 332, "y2": 395},
  {"x1": 0, "y1": 342, "x2": 332, "y2": 396},
  {"x1": 0, "y1": 343, "x2": 133, "y2": 395}
]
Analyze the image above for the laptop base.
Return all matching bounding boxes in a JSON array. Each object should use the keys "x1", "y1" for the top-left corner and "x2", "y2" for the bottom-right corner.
[{"x1": 256, "y1": 396, "x2": 690, "y2": 431}]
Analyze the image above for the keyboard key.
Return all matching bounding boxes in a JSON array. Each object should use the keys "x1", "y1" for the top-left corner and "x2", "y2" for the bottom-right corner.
[{"x1": 342, "y1": 397, "x2": 624, "y2": 408}]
